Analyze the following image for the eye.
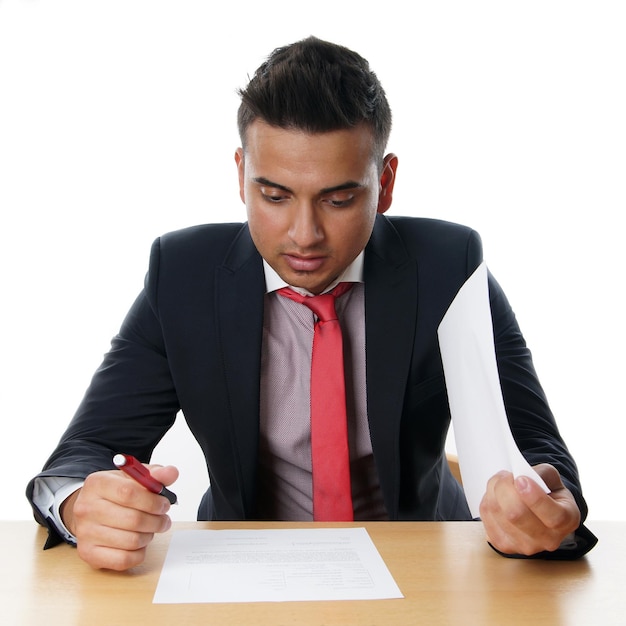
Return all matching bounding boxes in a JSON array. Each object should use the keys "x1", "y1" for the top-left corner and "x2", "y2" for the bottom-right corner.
[
  {"x1": 260, "y1": 188, "x2": 289, "y2": 204},
  {"x1": 325, "y1": 194, "x2": 355, "y2": 208}
]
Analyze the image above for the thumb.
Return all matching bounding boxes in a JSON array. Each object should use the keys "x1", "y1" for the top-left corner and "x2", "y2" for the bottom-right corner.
[
  {"x1": 532, "y1": 463, "x2": 565, "y2": 492},
  {"x1": 147, "y1": 464, "x2": 179, "y2": 487}
]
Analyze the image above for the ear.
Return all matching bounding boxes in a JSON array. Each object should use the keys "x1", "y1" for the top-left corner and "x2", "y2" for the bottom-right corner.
[
  {"x1": 235, "y1": 148, "x2": 245, "y2": 203},
  {"x1": 377, "y1": 153, "x2": 398, "y2": 214}
]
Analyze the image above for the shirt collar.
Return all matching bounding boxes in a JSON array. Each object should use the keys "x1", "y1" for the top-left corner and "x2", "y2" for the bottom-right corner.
[{"x1": 263, "y1": 251, "x2": 365, "y2": 296}]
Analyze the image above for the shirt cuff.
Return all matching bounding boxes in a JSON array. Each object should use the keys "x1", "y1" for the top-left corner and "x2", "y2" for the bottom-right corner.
[{"x1": 32, "y1": 476, "x2": 84, "y2": 546}]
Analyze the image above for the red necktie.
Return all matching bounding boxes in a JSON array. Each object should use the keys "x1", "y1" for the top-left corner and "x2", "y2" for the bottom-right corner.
[{"x1": 278, "y1": 283, "x2": 354, "y2": 521}]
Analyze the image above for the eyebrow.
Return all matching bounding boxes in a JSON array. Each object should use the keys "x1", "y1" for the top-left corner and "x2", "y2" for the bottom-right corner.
[{"x1": 252, "y1": 177, "x2": 364, "y2": 195}]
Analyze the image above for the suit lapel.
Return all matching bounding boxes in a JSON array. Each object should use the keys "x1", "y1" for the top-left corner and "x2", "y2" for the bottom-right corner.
[
  {"x1": 215, "y1": 225, "x2": 265, "y2": 516},
  {"x1": 364, "y1": 216, "x2": 418, "y2": 518}
]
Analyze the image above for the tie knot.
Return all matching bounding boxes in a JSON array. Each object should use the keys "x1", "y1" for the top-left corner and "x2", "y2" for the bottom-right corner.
[
  {"x1": 305, "y1": 293, "x2": 338, "y2": 323},
  {"x1": 278, "y1": 282, "x2": 353, "y2": 323}
]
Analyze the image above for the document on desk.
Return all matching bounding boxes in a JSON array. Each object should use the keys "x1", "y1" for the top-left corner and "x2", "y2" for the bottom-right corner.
[
  {"x1": 438, "y1": 262, "x2": 549, "y2": 518},
  {"x1": 153, "y1": 527, "x2": 403, "y2": 604}
]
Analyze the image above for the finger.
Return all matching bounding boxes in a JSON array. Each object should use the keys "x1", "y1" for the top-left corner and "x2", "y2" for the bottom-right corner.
[
  {"x1": 78, "y1": 524, "x2": 165, "y2": 551},
  {"x1": 74, "y1": 480, "x2": 172, "y2": 544},
  {"x1": 480, "y1": 472, "x2": 523, "y2": 550},
  {"x1": 86, "y1": 471, "x2": 172, "y2": 515},
  {"x1": 480, "y1": 472, "x2": 549, "y2": 555},
  {"x1": 481, "y1": 470, "x2": 580, "y2": 555},
  {"x1": 113, "y1": 477, "x2": 173, "y2": 514},
  {"x1": 77, "y1": 518, "x2": 158, "y2": 551},
  {"x1": 73, "y1": 502, "x2": 171, "y2": 570},
  {"x1": 77, "y1": 541, "x2": 149, "y2": 571},
  {"x1": 91, "y1": 498, "x2": 172, "y2": 534},
  {"x1": 514, "y1": 475, "x2": 580, "y2": 535}
]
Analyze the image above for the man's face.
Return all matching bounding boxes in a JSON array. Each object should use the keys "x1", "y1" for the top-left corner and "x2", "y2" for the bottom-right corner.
[{"x1": 235, "y1": 120, "x2": 397, "y2": 294}]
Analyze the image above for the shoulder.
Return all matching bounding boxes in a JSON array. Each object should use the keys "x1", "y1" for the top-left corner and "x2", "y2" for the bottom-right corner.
[
  {"x1": 384, "y1": 215, "x2": 480, "y2": 244},
  {"x1": 148, "y1": 222, "x2": 250, "y2": 267},
  {"x1": 158, "y1": 222, "x2": 247, "y2": 252},
  {"x1": 373, "y1": 215, "x2": 483, "y2": 270},
  {"x1": 142, "y1": 222, "x2": 257, "y2": 295}
]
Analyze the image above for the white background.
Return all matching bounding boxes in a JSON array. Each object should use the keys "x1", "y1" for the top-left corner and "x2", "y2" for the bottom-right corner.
[{"x1": 1, "y1": 1, "x2": 624, "y2": 522}]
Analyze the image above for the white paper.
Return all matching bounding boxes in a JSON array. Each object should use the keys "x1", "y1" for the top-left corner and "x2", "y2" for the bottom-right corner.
[
  {"x1": 438, "y1": 262, "x2": 549, "y2": 518},
  {"x1": 153, "y1": 527, "x2": 403, "y2": 604}
]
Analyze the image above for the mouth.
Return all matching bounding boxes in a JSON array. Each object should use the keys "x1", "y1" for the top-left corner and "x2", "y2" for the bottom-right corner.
[{"x1": 282, "y1": 254, "x2": 326, "y2": 273}]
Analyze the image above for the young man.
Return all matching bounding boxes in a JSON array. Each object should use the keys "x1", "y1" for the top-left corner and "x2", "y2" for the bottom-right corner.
[{"x1": 27, "y1": 37, "x2": 596, "y2": 571}]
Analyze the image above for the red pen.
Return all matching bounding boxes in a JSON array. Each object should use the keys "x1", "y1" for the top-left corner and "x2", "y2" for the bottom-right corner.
[{"x1": 113, "y1": 453, "x2": 178, "y2": 505}]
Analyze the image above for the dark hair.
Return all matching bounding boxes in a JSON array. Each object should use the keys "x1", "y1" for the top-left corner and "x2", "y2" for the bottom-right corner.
[{"x1": 237, "y1": 36, "x2": 392, "y2": 164}]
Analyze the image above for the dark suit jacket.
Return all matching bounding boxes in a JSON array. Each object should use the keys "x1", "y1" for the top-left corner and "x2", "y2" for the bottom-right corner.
[{"x1": 27, "y1": 215, "x2": 597, "y2": 557}]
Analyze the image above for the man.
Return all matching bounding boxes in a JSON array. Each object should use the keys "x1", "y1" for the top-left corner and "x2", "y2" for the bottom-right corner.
[{"x1": 27, "y1": 37, "x2": 597, "y2": 571}]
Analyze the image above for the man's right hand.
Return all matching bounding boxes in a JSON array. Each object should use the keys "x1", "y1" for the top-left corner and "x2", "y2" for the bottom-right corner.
[{"x1": 60, "y1": 464, "x2": 179, "y2": 571}]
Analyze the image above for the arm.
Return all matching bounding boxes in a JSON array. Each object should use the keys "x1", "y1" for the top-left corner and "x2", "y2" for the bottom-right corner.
[
  {"x1": 27, "y1": 237, "x2": 181, "y2": 549},
  {"x1": 485, "y1": 272, "x2": 597, "y2": 558}
]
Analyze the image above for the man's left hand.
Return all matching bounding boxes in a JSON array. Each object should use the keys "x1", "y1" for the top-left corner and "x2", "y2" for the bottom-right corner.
[{"x1": 479, "y1": 463, "x2": 581, "y2": 556}]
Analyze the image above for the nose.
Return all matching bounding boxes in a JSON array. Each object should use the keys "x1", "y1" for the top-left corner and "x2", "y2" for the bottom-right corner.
[{"x1": 287, "y1": 202, "x2": 324, "y2": 248}]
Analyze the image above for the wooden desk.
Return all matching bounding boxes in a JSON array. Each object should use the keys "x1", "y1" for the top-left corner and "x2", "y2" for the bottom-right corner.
[{"x1": 1, "y1": 520, "x2": 621, "y2": 625}]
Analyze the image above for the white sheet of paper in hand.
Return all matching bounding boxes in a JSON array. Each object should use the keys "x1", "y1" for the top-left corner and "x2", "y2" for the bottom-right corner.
[{"x1": 437, "y1": 262, "x2": 549, "y2": 518}]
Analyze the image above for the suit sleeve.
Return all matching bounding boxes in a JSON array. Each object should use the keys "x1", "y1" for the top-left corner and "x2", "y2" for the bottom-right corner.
[
  {"x1": 25, "y1": 237, "x2": 180, "y2": 543},
  {"x1": 489, "y1": 271, "x2": 598, "y2": 559}
]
